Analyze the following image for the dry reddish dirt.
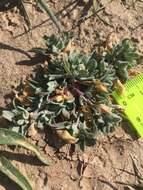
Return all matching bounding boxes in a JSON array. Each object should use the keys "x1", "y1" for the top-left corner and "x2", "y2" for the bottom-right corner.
[{"x1": 0, "y1": 1, "x2": 143, "y2": 190}]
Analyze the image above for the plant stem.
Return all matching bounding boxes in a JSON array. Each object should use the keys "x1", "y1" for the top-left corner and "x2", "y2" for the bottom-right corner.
[{"x1": 37, "y1": 0, "x2": 63, "y2": 33}]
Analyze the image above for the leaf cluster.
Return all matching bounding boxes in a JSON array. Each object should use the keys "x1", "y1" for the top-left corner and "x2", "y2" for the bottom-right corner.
[
  {"x1": 2, "y1": 34, "x2": 142, "y2": 151},
  {"x1": 105, "y1": 39, "x2": 142, "y2": 81}
]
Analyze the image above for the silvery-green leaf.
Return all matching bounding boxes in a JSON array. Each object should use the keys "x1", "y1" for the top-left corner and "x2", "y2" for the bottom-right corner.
[
  {"x1": 2, "y1": 111, "x2": 14, "y2": 122},
  {"x1": 11, "y1": 126, "x2": 20, "y2": 133},
  {"x1": 47, "y1": 80, "x2": 58, "y2": 93},
  {"x1": 17, "y1": 119, "x2": 25, "y2": 125}
]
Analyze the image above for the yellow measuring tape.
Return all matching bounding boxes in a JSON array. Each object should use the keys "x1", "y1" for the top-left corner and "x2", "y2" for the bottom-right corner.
[{"x1": 113, "y1": 73, "x2": 143, "y2": 136}]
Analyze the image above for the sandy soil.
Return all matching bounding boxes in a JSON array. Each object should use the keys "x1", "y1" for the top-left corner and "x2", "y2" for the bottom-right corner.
[{"x1": 0, "y1": 0, "x2": 143, "y2": 190}]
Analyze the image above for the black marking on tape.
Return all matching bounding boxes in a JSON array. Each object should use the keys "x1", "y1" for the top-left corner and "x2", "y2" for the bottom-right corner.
[{"x1": 126, "y1": 74, "x2": 143, "y2": 89}]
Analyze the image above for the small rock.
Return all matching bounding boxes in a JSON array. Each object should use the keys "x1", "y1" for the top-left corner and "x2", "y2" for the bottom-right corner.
[
  {"x1": 62, "y1": 10, "x2": 67, "y2": 16},
  {"x1": 72, "y1": 9, "x2": 79, "y2": 20}
]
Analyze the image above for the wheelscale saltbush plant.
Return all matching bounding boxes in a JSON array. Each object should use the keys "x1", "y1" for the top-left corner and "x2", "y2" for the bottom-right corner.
[{"x1": 2, "y1": 33, "x2": 142, "y2": 151}]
